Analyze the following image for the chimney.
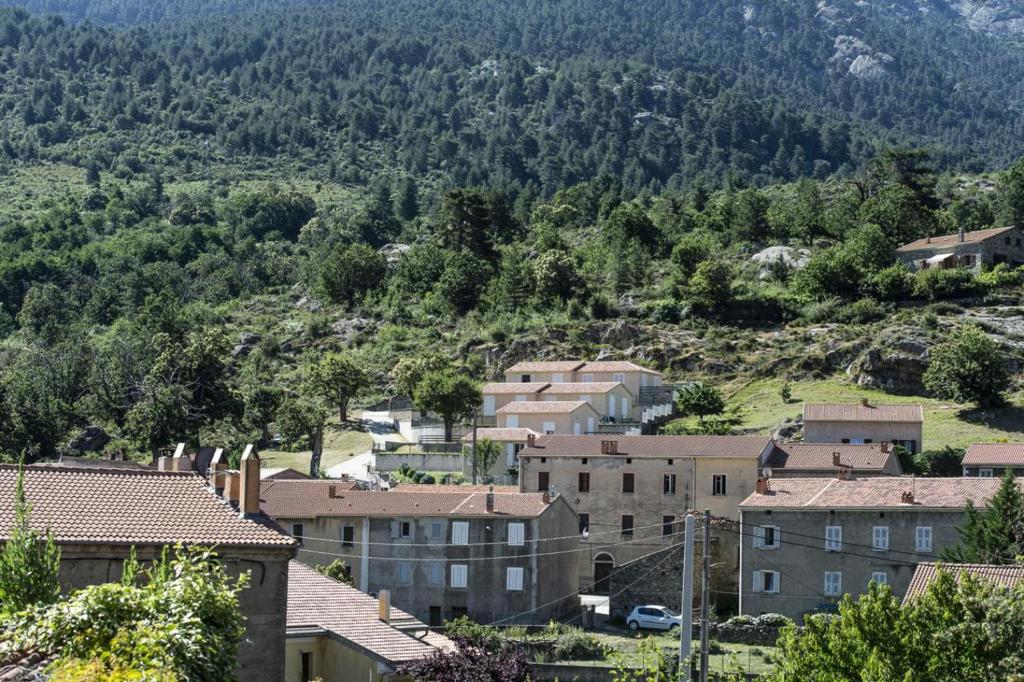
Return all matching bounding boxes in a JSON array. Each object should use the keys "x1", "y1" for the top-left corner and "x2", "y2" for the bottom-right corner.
[
  {"x1": 958, "y1": 227, "x2": 965, "y2": 243},
  {"x1": 542, "y1": 490, "x2": 551, "y2": 504},
  {"x1": 860, "y1": 398, "x2": 870, "y2": 408},
  {"x1": 901, "y1": 490, "x2": 915, "y2": 505},
  {"x1": 328, "y1": 484, "x2": 338, "y2": 499},
  {"x1": 526, "y1": 433, "x2": 536, "y2": 448},
  {"x1": 832, "y1": 452, "x2": 841, "y2": 467},
  {"x1": 755, "y1": 478, "x2": 770, "y2": 494},
  {"x1": 171, "y1": 443, "x2": 191, "y2": 472},
  {"x1": 157, "y1": 456, "x2": 172, "y2": 472},
  {"x1": 838, "y1": 466, "x2": 852, "y2": 481},
  {"x1": 209, "y1": 448, "x2": 226, "y2": 493},
  {"x1": 601, "y1": 440, "x2": 618, "y2": 455},
  {"x1": 486, "y1": 486, "x2": 495, "y2": 512},
  {"x1": 379, "y1": 590, "x2": 391, "y2": 624},
  {"x1": 880, "y1": 441, "x2": 891, "y2": 454},
  {"x1": 238, "y1": 444, "x2": 261, "y2": 518},
  {"x1": 224, "y1": 471, "x2": 241, "y2": 508}
]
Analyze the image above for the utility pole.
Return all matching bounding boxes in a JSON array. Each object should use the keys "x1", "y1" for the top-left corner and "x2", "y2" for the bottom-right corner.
[
  {"x1": 699, "y1": 509, "x2": 711, "y2": 682},
  {"x1": 679, "y1": 513, "x2": 695, "y2": 682}
]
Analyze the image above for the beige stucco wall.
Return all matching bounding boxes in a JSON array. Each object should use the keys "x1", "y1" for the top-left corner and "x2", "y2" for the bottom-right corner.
[
  {"x1": 501, "y1": 405, "x2": 600, "y2": 434},
  {"x1": 482, "y1": 392, "x2": 541, "y2": 416},
  {"x1": 286, "y1": 635, "x2": 411, "y2": 682},
  {"x1": 803, "y1": 420, "x2": 923, "y2": 452},
  {"x1": 55, "y1": 544, "x2": 293, "y2": 682},
  {"x1": 581, "y1": 371, "x2": 661, "y2": 403},
  {"x1": 542, "y1": 385, "x2": 634, "y2": 421},
  {"x1": 505, "y1": 371, "x2": 572, "y2": 384},
  {"x1": 692, "y1": 457, "x2": 761, "y2": 521}
]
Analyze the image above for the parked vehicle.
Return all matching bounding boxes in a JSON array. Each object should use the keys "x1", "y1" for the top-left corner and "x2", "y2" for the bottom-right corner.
[{"x1": 626, "y1": 605, "x2": 681, "y2": 631}]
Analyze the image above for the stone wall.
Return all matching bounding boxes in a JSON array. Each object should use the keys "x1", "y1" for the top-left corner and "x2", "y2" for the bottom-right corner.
[{"x1": 707, "y1": 622, "x2": 786, "y2": 646}]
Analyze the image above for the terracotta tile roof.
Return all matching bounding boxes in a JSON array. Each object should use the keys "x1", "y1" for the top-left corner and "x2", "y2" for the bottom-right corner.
[
  {"x1": 496, "y1": 401, "x2": 593, "y2": 415},
  {"x1": 262, "y1": 486, "x2": 553, "y2": 519},
  {"x1": 897, "y1": 226, "x2": 1015, "y2": 252},
  {"x1": 460, "y1": 428, "x2": 540, "y2": 442},
  {"x1": 390, "y1": 483, "x2": 519, "y2": 493},
  {"x1": 903, "y1": 562, "x2": 1024, "y2": 602},
  {"x1": 519, "y1": 435, "x2": 772, "y2": 459},
  {"x1": 963, "y1": 443, "x2": 1024, "y2": 467},
  {"x1": 740, "y1": 477, "x2": 1020, "y2": 509},
  {"x1": 539, "y1": 382, "x2": 628, "y2": 395},
  {"x1": 505, "y1": 361, "x2": 585, "y2": 373},
  {"x1": 803, "y1": 402, "x2": 923, "y2": 423},
  {"x1": 481, "y1": 382, "x2": 550, "y2": 394},
  {"x1": 767, "y1": 443, "x2": 899, "y2": 472},
  {"x1": 287, "y1": 561, "x2": 453, "y2": 664},
  {"x1": 261, "y1": 467, "x2": 311, "y2": 480},
  {"x1": 0, "y1": 465, "x2": 295, "y2": 547},
  {"x1": 579, "y1": 361, "x2": 661, "y2": 375}
]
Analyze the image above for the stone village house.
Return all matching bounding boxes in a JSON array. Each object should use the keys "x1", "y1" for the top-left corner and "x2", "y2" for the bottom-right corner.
[
  {"x1": 260, "y1": 481, "x2": 580, "y2": 626},
  {"x1": 961, "y1": 442, "x2": 1024, "y2": 477},
  {"x1": 738, "y1": 476, "x2": 1021, "y2": 620},
  {"x1": 803, "y1": 401, "x2": 924, "y2": 454},
  {"x1": 896, "y1": 225, "x2": 1024, "y2": 272},
  {"x1": 0, "y1": 451, "x2": 297, "y2": 682}
]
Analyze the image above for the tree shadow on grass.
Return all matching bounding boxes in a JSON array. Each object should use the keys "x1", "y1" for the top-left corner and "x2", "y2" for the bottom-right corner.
[{"x1": 955, "y1": 404, "x2": 1024, "y2": 437}]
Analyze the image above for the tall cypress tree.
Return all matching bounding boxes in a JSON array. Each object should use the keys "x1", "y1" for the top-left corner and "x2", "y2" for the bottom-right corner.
[{"x1": 0, "y1": 462, "x2": 62, "y2": 612}]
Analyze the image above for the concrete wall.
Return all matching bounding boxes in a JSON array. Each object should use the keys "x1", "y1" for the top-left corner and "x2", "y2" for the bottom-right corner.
[
  {"x1": 582, "y1": 371, "x2": 661, "y2": 406},
  {"x1": 286, "y1": 634, "x2": 411, "y2": 682},
  {"x1": 501, "y1": 406, "x2": 600, "y2": 435},
  {"x1": 375, "y1": 452, "x2": 466, "y2": 474},
  {"x1": 542, "y1": 385, "x2": 634, "y2": 421},
  {"x1": 483, "y1": 391, "x2": 541, "y2": 416},
  {"x1": 692, "y1": 457, "x2": 761, "y2": 521},
  {"x1": 279, "y1": 503, "x2": 580, "y2": 626},
  {"x1": 56, "y1": 544, "x2": 293, "y2": 682},
  {"x1": 740, "y1": 508, "x2": 964, "y2": 620},
  {"x1": 802, "y1": 420, "x2": 923, "y2": 453}
]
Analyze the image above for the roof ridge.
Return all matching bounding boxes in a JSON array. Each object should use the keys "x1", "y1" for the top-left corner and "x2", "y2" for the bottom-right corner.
[{"x1": 2, "y1": 464, "x2": 195, "y2": 477}]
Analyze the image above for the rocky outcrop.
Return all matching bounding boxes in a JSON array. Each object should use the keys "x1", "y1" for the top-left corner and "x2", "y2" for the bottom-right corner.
[
  {"x1": 750, "y1": 246, "x2": 811, "y2": 280},
  {"x1": 773, "y1": 415, "x2": 803, "y2": 441},
  {"x1": 848, "y1": 337, "x2": 930, "y2": 395}
]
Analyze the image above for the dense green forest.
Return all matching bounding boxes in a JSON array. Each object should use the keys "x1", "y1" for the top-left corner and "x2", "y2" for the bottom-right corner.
[{"x1": 2, "y1": 0, "x2": 1024, "y2": 462}]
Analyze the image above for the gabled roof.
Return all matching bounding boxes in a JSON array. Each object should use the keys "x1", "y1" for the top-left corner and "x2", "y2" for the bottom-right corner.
[
  {"x1": 740, "y1": 477, "x2": 1019, "y2": 510},
  {"x1": 390, "y1": 484, "x2": 520, "y2": 494},
  {"x1": 767, "y1": 443, "x2": 899, "y2": 472},
  {"x1": 504, "y1": 361, "x2": 585, "y2": 373},
  {"x1": 261, "y1": 486, "x2": 554, "y2": 519},
  {"x1": 539, "y1": 382, "x2": 632, "y2": 396},
  {"x1": 496, "y1": 400, "x2": 595, "y2": 415},
  {"x1": 287, "y1": 561, "x2": 453, "y2": 665},
  {"x1": 519, "y1": 435, "x2": 772, "y2": 459},
  {"x1": 803, "y1": 402, "x2": 923, "y2": 423},
  {"x1": 481, "y1": 382, "x2": 550, "y2": 394},
  {"x1": 897, "y1": 226, "x2": 1015, "y2": 252},
  {"x1": 963, "y1": 443, "x2": 1024, "y2": 467},
  {"x1": 261, "y1": 467, "x2": 311, "y2": 480},
  {"x1": 460, "y1": 427, "x2": 540, "y2": 442},
  {"x1": 903, "y1": 562, "x2": 1024, "y2": 603},
  {"x1": 0, "y1": 465, "x2": 295, "y2": 547},
  {"x1": 579, "y1": 361, "x2": 661, "y2": 375}
]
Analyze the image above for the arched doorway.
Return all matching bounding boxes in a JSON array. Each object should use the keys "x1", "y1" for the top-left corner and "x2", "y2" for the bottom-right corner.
[{"x1": 593, "y1": 553, "x2": 614, "y2": 595}]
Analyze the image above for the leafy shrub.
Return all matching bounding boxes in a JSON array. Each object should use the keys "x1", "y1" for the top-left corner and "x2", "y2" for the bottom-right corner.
[
  {"x1": 755, "y1": 613, "x2": 793, "y2": 628},
  {"x1": 912, "y1": 267, "x2": 979, "y2": 301},
  {"x1": 867, "y1": 263, "x2": 914, "y2": 301},
  {"x1": 443, "y1": 616, "x2": 504, "y2": 652},
  {"x1": 977, "y1": 263, "x2": 1024, "y2": 289},
  {"x1": 543, "y1": 622, "x2": 607, "y2": 661},
  {"x1": 833, "y1": 298, "x2": 891, "y2": 324},
  {"x1": 801, "y1": 297, "x2": 843, "y2": 323},
  {"x1": 726, "y1": 615, "x2": 755, "y2": 627},
  {"x1": 708, "y1": 639, "x2": 726, "y2": 654}
]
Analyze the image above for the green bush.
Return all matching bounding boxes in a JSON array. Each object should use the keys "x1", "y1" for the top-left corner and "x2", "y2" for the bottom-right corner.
[
  {"x1": 977, "y1": 263, "x2": 1024, "y2": 289},
  {"x1": 543, "y1": 622, "x2": 607, "y2": 661},
  {"x1": 755, "y1": 613, "x2": 793, "y2": 628},
  {"x1": 725, "y1": 615, "x2": 755, "y2": 627},
  {"x1": 867, "y1": 263, "x2": 914, "y2": 301},
  {"x1": 912, "y1": 267, "x2": 979, "y2": 301},
  {"x1": 833, "y1": 298, "x2": 892, "y2": 324}
]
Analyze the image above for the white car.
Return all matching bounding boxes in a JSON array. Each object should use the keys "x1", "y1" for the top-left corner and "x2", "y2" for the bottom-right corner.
[{"x1": 626, "y1": 605, "x2": 682, "y2": 632}]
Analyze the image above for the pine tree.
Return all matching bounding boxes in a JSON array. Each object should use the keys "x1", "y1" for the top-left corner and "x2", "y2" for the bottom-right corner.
[
  {"x1": 944, "y1": 469, "x2": 1024, "y2": 564},
  {"x1": 0, "y1": 462, "x2": 61, "y2": 612}
]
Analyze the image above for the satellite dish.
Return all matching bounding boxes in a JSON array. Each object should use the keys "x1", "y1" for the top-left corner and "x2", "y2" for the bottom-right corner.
[{"x1": 762, "y1": 467, "x2": 773, "y2": 479}]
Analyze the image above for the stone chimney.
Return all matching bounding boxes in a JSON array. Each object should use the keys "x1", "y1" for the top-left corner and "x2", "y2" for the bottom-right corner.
[
  {"x1": 958, "y1": 227, "x2": 965, "y2": 243},
  {"x1": 209, "y1": 448, "x2": 226, "y2": 493},
  {"x1": 832, "y1": 452, "x2": 841, "y2": 467},
  {"x1": 170, "y1": 443, "x2": 191, "y2": 472},
  {"x1": 901, "y1": 490, "x2": 915, "y2": 505},
  {"x1": 542, "y1": 490, "x2": 551, "y2": 504},
  {"x1": 378, "y1": 590, "x2": 391, "y2": 624},
  {"x1": 328, "y1": 484, "x2": 339, "y2": 499},
  {"x1": 755, "y1": 478, "x2": 770, "y2": 494},
  {"x1": 601, "y1": 440, "x2": 618, "y2": 455},
  {"x1": 238, "y1": 444, "x2": 261, "y2": 518},
  {"x1": 224, "y1": 471, "x2": 241, "y2": 508},
  {"x1": 526, "y1": 433, "x2": 536, "y2": 448},
  {"x1": 838, "y1": 466, "x2": 853, "y2": 481},
  {"x1": 486, "y1": 486, "x2": 495, "y2": 512},
  {"x1": 157, "y1": 456, "x2": 172, "y2": 472},
  {"x1": 880, "y1": 441, "x2": 891, "y2": 454}
]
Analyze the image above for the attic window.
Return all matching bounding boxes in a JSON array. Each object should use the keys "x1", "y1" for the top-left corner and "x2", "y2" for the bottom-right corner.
[
  {"x1": 667, "y1": 459, "x2": 673, "y2": 466},
  {"x1": 626, "y1": 458, "x2": 632, "y2": 464},
  {"x1": 581, "y1": 458, "x2": 588, "y2": 465},
  {"x1": 540, "y1": 457, "x2": 547, "y2": 464}
]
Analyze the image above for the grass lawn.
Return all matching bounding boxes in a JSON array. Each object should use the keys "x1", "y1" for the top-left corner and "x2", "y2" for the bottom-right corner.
[
  {"x1": 260, "y1": 420, "x2": 373, "y2": 473},
  {"x1": 587, "y1": 631, "x2": 776, "y2": 675},
  {"x1": 671, "y1": 376, "x2": 1024, "y2": 450}
]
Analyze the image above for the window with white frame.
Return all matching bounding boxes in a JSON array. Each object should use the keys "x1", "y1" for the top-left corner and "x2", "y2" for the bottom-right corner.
[
  {"x1": 871, "y1": 571, "x2": 888, "y2": 586},
  {"x1": 916, "y1": 526, "x2": 933, "y2": 552},
  {"x1": 390, "y1": 520, "x2": 411, "y2": 538},
  {"x1": 825, "y1": 526, "x2": 842, "y2": 551},
  {"x1": 824, "y1": 571, "x2": 842, "y2": 596},
  {"x1": 753, "y1": 525, "x2": 780, "y2": 549},
  {"x1": 872, "y1": 526, "x2": 889, "y2": 551},
  {"x1": 664, "y1": 473, "x2": 677, "y2": 495},
  {"x1": 979, "y1": 468, "x2": 994, "y2": 477},
  {"x1": 450, "y1": 564, "x2": 468, "y2": 588},
  {"x1": 430, "y1": 521, "x2": 444, "y2": 541},
  {"x1": 428, "y1": 562, "x2": 444, "y2": 586},
  {"x1": 712, "y1": 474, "x2": 727, "y2": 496},
  {"x1": 506, "y1": 567, "x2": 524, "y2": 591},
  {"x1": 452, "y1": 521, "x2": 470, "y2": 545},
  {"x1": 398, "y1": 562, "x2": 413, "y2": 585},
  {"x1": 752, "y1": 570, "x2": 779, "y2": 593},
  {"x1": 508, "y1": 522, "x2": 525, "y2": 546}
]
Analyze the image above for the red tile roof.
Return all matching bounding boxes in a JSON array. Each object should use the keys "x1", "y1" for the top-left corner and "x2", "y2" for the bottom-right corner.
[
  {"x1": 481, "y1": 382, "x2": 550, "y2": 394},
  {"x1": 390, "y1": 484, "x2": 520, "y2": 494},
  {"x1": 897, "y1": 226, "x2": 1015, "y2": 252},
  {"x1": 287, "y1": 561, "x2": 453, "y2": 664},
  {"x1": 496, "y1": 401, "x2": 593, "y2": 414},
  {"x1": 963, "y1": 443, "x2": 1024, "y2": 467},
  {"x1": 519, "y1": 435, "x2": 772, "y2": 458},
  {"x1": 803, "y1": 403, "x2": 924, "y2": 423},
  {"x1": 740, "y1": 477, "x2": 1019, "y2": 509},
  {"x1": 505, "y1": 361, "x2": 585, "y2": 373},
  {"x1": 460, "y1": 428, "x2": 540, "y2": 442},
  {"x1": 903, "y1": 562, "x2": 1024, "y2": 602},
  {"x1": 539, "y1": 382, "x2": 629, "y2": 395},
  {"x1": 0, "y1": 465, "x2": 295, "y2": 547},
  {"x1": 579, "y1": 361, "x2": 661, "y2": 375},
  {"x1": 767, "y1": 443, "x2": 899, "y2": 472},
  {"x1": 261, "y1": 486, "x2": 553, "y2": 519}
]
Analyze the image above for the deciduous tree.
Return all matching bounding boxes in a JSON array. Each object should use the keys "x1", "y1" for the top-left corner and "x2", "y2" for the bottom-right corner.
[{"x1": 923, "y1": 324, "x2": 1009, "y2": 407}]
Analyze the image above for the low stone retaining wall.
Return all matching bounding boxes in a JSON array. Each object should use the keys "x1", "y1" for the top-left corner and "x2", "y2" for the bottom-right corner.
[{"x1": 708, "y1": 623, "x2": 787, "y2": 646}]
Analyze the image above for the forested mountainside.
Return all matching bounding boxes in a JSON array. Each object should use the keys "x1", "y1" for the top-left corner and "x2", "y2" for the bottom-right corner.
[
  {"x1": 2, "y1": 0, "x2": 1024, "y2": 464},
  {"x1": 1, "y1": 0, "x2": 1024, "y2": 196}
]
